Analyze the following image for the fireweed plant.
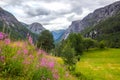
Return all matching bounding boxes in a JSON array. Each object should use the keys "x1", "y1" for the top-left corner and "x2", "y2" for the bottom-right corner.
[{"x1": 0, "y1": 32, "x2": 61, "y2": 80}]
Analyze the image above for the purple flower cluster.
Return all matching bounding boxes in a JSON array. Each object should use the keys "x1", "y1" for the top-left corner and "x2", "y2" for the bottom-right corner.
[{"x1": 0, "y1": 32, "x2": 7, "y2": 40}]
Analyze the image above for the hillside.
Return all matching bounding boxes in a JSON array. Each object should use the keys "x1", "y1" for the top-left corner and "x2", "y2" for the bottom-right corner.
[
  {"x1": 63, "y1": 1, "x2": 120, "y2": 39},
  {"x1": 0, "y1": 7, "x2": 37, "y2": 41},
  {"x1": 0, "y1": 35, "x2": 76, "y2": 80},
  {"x1": 82, "y1": 13, "x2": 120, "y2": 48},
  {"x1": 76, "y1": 48, "x2": 120, "y2": 80}
]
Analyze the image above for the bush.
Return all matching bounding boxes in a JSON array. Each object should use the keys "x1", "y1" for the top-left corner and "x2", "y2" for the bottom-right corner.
[
  {"x1": 61, "y1": 42, "x2": 76, "y2": 65},
  {"x1": 2, "y1": 59, "x2": 24, "y2": 77},
  {"x1": 83, "y1": 38, "x2": 97, "y2": 51},
  {"x1": 32, "y1": 67, "x2": 54, "y2": 80},
  {"x1": 99, "y1": 40, "x2": 106, "y2": 49}
]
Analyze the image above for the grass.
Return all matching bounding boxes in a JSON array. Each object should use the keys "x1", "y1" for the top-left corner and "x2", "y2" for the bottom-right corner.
[{"x1": 75, "y1": 48, "x2": 120, "y2": 80}]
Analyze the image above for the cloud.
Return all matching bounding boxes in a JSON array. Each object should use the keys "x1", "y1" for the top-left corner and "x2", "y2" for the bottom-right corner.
[{"x1": 0, "y1": 0, "x2": 119, "y2": 30}]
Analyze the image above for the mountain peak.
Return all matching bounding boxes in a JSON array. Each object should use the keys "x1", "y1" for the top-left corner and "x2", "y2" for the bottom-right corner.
[
  {"x1": 30, "y1": 22, "x2": 43, "y2": 27},
  {"x1": 28, "y1": 22, "x2": 45, "y2": 34}
]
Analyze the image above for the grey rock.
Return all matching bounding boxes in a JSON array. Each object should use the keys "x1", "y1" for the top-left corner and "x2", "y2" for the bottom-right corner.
[
  {"x1": 63, "y1": 1, "x2": 120, "y2": 39},
  {"x1": 0, "y1": 7, "x2": 36, "y2": 40},
  {"x1": 28, "y1": 22, "x2": 45, "y2": 34}
]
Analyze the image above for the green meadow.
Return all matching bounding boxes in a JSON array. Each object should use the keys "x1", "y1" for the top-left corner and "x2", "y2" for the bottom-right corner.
[{"x1": 76, "y1": 48, "x2": 120, "y2": 80}]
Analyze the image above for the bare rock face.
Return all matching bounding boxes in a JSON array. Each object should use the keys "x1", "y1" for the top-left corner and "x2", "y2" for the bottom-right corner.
[
  {"x1": 28, "y1": 22, "x2": 45, "y2": 34},
  {"x1": 0, "y1": 7, "x2": 20, "y2": 25},
  {"x1": 0, "y1": 7, "x2": 36, "y2": 40},
  {"x1": 63, "y1": 1, "x2": 120, "y2": 39}
]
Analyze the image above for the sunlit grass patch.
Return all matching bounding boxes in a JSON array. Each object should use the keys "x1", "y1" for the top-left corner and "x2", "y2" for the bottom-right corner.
[{"x1": 76, "y1": 48, "x2": 120, "y2": 80}]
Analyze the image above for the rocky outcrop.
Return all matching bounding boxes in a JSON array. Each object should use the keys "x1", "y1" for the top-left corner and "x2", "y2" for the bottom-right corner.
[{"x1": 63, "y1": 1, "x2": 120, "y2": 39}]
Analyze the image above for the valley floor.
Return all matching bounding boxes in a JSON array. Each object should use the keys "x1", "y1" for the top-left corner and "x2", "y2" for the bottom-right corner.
[{"x1": 76, "y1": 48, "x2": 120, "y2": 80}]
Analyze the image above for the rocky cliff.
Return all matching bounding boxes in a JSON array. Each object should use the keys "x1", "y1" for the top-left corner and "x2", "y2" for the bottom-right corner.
[{"x1": 63, "y1": 1, "x2": 120, "y2": 39}]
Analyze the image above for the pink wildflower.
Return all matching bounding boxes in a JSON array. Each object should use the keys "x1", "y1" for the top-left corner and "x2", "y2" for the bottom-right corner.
[
  {"x1": 0, "y1": 32, "x2": 4, "y2": 40},
  {"x1": 17, "y1": 50, "x2": 21, "y2": 55},
  {"x1": 40, "y1": 58, "x2": 47, "y2": 67},
  {"x1": 37, "y1": 49, "x2": 42, "y2": 55},
  {"x1": 47, "y1": 78, "x2": 50, "y2": 80},
  {"x1": 29, "y1": 54, "x2": 34, "y2": 59},
  {"x1": 53, "y1": 73, "x2": 59, "y2": 80},
  {"x1": 48, "y1": 62, "x2": 54, "y2": 69},
  {"x1": 0, "y1": 56, "x2": 5, "y2": 62},
  {"x1": 23, "y1": 49, "x2": 28, "y2": 55},
  {"x1": 28, "y1": 35, "x2": 33, "y2": 45},
  {"x1": 4, "y1": 38, "x2": 10, "y2": 44}
]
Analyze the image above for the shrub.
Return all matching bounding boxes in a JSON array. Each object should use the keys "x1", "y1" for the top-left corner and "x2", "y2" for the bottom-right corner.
[
  {"x1": 2, "y1": 59, "x2": 24, "y2": 77},
  {"x1": 32, "y1": 67, "x2": 54, "y2": 80},
  {"x1": 99, "y1": 40, "x2": 106, "y2": 49},
  {"x1": 66, "y1": 33, "x2": 83, "y2": 56},
  {"x1": 61, "y1": 42, "x2": 76, "y2": 65},
  {"x1": 83, "y1": 38, "x2": 97, "y2": 51}
]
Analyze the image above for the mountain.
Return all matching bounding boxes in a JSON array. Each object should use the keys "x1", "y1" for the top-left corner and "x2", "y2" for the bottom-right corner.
[
  {"x1": 63, "y1": 1, "x2": 120, "y2": 39},
  {"x1": 52, "y1": 29, "x2": 65, "y2": 43},
  {"x1": 0, "y1": 7, "x2": 37, "y2": 40},
  {"x1": 28, "y1": 22, "x2": 45, "y2": 34},
  {"x1": 82, "y1": 12, "x2": 120, "y2": 48}
]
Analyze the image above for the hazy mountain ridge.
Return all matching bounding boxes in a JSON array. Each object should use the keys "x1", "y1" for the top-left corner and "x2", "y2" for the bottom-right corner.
[{"x1": 52, "y1": 29, "x2": 65, "y2": 43}]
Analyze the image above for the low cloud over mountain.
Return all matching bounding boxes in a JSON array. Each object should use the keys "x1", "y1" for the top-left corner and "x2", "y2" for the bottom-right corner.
[{"x1": 0, "y1": 0, "x2": 119, "y2": 30}]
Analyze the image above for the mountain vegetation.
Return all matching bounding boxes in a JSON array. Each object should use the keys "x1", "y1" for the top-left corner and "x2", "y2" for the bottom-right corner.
[
  {"x1": 82, "y1": 12, "x2": 120, "y2": 48},
  {"x1": 0, "y1": 7, "x2": 37, "y2": 41},
  {"x1": 37, "y1": 30, "x2": 55, "y2": 52}
]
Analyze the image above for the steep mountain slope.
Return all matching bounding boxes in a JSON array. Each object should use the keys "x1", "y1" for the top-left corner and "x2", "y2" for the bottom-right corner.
[
  {"x1": 0, "y1": 7, "x2": 36, "y2": 40},
  {"x1": 52, "y1": 29, "x2": 65, "y2": 43},
  {"x1": 28, "y1": 22, "x2": 45, "y2": 34},
  {"x1": 82, "y1": 13, "x2": 120, "y2": 48},
  {"x1": 63, "y1": 1, "x2": 120, "y2": 39}
]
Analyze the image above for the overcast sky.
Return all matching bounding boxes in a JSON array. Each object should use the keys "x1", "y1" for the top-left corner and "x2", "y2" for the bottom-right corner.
[{"x1": 0, "y1": 0, "x2": 119, "y2": 31}]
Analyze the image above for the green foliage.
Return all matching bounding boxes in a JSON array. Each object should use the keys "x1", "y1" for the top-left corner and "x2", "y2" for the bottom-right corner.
[
  {"x1": 83, "y1": 38, "x2": 97, "y2": 51},
  {"x1": 0, "y1": 21, "x2": 38, "y2": 42},
  {"x1": 61, "y1": 41, "x2": 76, "y2": 65},
  {"x1": 67, "y1": 33, "x2": 83, "y2": 56},
  {"x1": 99, "y1": 40, "x2": 106, "y2": 49},
  {"x1": 32, "y1": 67, "x2": 53, "y2": 80},
  {"x1": 82, "y1": 13, "x2": 120, "y2": 48},
  {"x1": 0, "y1": 45, "x2": 23, "y2": 77},
  {"x1": 37, "y1": 30, "x2": 55, "y2": 52},
  {"x1": 2, "y1": 59, "x2": 24, "y2": 77}
]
